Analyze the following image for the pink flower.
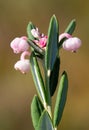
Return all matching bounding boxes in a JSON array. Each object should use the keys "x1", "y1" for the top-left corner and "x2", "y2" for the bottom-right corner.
[
  {"x1": 14, "y1": 51, "x2": 30, "y2": 74},
  {"x1": 14, "y1": 59, "x2": 30, "y2": 74},
  {"x1": 59, "y1": 33, "x2": 82, "y2": 52},
  {"x1": 10, "y1": 36, "x2": 29, "y2": 54},
  {"x1": 34, "y1": 36, "x2": 47, "y2": 48},
  {"x1": 62, "y1": 37, "x2": 82, "y2": 52}
]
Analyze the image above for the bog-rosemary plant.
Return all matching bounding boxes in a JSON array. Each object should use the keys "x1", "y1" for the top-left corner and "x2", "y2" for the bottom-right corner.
[{"x1": 10, "y1": 15, "x2": 82, "y2": 130}]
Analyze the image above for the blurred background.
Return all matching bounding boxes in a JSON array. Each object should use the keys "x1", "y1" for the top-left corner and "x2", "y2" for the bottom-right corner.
[{"x1": 0, "y1": 0, "x2": 89, "y2": 130}]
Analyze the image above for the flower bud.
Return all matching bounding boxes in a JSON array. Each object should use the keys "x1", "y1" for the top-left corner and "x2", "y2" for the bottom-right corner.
[
  {"x1": 31, "y1": 28, "x2": 40, "y2": 38},
  {"x1": 10, "y1": 36, "x2": 29, "y2": 53},
  {"x1": 14, "y1": 59, "x2": 30, "y2": 74},
  {"x1": 62, "y1": 37, "x2": 82, "y2": 52},
  {"x1": 39, "y1": 36, "x2": 48, "y2": 48}
]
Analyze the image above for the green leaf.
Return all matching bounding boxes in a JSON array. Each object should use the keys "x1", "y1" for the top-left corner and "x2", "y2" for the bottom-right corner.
[
  {"x1": 27, "y1": 22, "x2": 36, "y2": 40},
  {"x1": 31, "y1": 95, "x2": 44, "y2": 129},
  {"x1": 37, "y1": 110, "x2": 54, "y2": 130},
  {"x1": 49, "y1": 57, "x2": 60, "y2": 96},
  {"x1": 28, "y1": 40, "x2": 45, "y2": 56},
  {"x1": 45, "y1": 15, "x2": 59, "y2": 71},
  {"x1": 65, "y1": 19, "x2": 76, "y2": 35},
  {"x1": 30, "y1": 52, "x2": 47, "y2": 105},
  {"x1": 53, "y1": 71, "x2": 68, "y2": 127}
]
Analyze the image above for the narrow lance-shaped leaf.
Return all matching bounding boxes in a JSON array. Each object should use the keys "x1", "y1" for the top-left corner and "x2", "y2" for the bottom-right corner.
[
  {"x1": 27, "y1": 22, "x2": 36, "y2": 40},
  {"x1": 65, "y1": 19, "x2": 76, "y2": 35},
  {"x1": 37, "y1": 110, "x2": 54, "y2": 130},
  {"x1": 53, "y1": 71, "x2": 68, "y2": 127},
  {"x1": 30, "y1": 52, "x2": 47, "y2": 105},
  {"x1": 44, "y1": 15, "x2": 59, "y2": 105},
  {"x1": 27, "y1": 40, "x2": 45, "y2": 56},
  {"x1": 49, "y1": 57, "x2": 60, "y2": 96},
  {"x1": 31, "y1": 95, "x2": 44, "y2": 129},
  {"x1": 45, "y1": 15, "x2": 59, "y2": 71}
]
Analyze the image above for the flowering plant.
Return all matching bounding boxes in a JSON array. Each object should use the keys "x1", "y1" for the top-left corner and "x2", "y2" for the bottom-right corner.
[{"x1": 10, "y1": 15, "x2": 81, "y2": 130}]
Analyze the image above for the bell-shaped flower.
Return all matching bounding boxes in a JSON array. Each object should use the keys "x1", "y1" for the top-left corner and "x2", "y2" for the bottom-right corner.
[
  {"x1": 10, "y1": 36, "x2": 29, "y2": 54},
  {"x1": 62, "y1": 37, "x2": 82, "y2": 52},
  {"x1": 14, "y1": 59, "x2": 30, "y2": 74},
  {"x1": 14, "y1": 51, "x2": 30, "y2": 74}
]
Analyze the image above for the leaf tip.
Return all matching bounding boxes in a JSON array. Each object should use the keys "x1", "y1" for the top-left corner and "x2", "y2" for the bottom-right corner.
[{"x1": 62, "y1": 71, "x2": 68, "y2": 79}]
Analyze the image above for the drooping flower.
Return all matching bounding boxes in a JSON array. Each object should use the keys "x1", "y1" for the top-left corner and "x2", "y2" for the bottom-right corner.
[
  {"x1": 10, "y1": 36, "x2": 29, "y2": 54},
  {"x1": 59, "y1": 33, "x2": 82, "y2": 52},
  {"x1": 14, "y1": 51, "x2": 30, "y2": 74},
  {"x1": 62, "y1": 37, "x2": 82, "y2": 52},
  {"x1": 14, "y1": 59, "x2": 30, "y2": 74}
]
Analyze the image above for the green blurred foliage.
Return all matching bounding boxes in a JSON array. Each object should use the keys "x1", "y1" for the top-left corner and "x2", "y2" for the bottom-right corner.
[{"x1": 0, "y1": 0, "x2": 89, "y2": 130}]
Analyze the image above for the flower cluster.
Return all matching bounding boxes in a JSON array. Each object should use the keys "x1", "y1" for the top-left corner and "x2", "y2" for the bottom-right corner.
[
  {"x1": 10, "y1": 28, "x2": 81, "y2": 74},
  {"x1": 31, "y1": 28, "x2": 48, "y2": 48},
  {"x1": 10, "y1": 28, "x2": 48, "y2": 74}
]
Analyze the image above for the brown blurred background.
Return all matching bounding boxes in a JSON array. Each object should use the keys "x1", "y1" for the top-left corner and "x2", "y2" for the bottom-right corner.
[{"x1": 0, "y1": 0, "x2": 89, "y2": 130}]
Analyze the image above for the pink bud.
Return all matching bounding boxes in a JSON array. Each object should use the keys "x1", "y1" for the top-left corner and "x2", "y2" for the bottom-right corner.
[
  {"x1": 14, "y1": 59, "x2": 30, "y2": 74},
  {"x1": 62, "y1": 37, "x2": 82, "y2": 52},
  {"x1": 39, "y1": 36, "x2": 47, "y2": 48},
  {"x1": 10, "y1": 36, "x2": 29, "y2": 54}
]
